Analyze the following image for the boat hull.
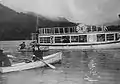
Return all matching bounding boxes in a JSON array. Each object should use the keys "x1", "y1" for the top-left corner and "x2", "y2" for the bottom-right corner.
[
  {"x1": 0, "y1": 52, "x2": 62, "y2": 73},
  {"x1": 43, "y1": 41, "x2": 120, "y2": 50}
]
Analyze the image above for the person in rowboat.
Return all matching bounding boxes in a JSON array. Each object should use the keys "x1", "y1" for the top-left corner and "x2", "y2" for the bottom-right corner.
[
  {"x1": 32, "y1": 45, "x2": 56, "y2": 69},
  {"x1": 0, "y1": 49, "x2": 11, "y2": 67},
  {"x1": 19, "y1": 42, "x2": 26, "y2": 50},
  {"x1": 32, "y1": 45, "x2": 43, "y2": 62}
]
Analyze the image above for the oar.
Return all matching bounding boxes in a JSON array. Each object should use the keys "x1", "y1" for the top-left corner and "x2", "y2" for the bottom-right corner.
[
  {"x1": 40, "y1": 59, "x2": 56, "y2": 69},
  {"x1": 19, "y1": 57, "x2": 56, "y2": 69},
  {"x1": 35, "y1": 56, "x2": 56, "y2": 69}
]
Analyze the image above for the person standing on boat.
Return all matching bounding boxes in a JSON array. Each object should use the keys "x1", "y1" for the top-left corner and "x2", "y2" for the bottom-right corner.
[
  {"x1": 32, "y1": 45, "x2": 43, "y2": 61},
  {"x1": 0, "y1": 49, "x2": 11, "y2": 67},
  {"x1": 19, "y1": 42, "x2": 26, "y2": 50}
]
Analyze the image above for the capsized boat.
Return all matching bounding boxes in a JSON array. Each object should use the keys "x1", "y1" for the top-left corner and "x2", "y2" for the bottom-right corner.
[{"x1": 0, "y1": 52, "x2": 62, "y2": 73}]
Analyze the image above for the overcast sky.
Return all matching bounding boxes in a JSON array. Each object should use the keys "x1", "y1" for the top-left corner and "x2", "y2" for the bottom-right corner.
[{"x1": 2, "y1": 0, "x2": 120, "y2": 25}]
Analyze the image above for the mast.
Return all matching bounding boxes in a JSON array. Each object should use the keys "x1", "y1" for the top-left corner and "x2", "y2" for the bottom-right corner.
[
  {"x1": 36, "y1": 15, "x2": 39, "y2": 31},
  {"x1": 36, "y1": 15, "x2": 39, "y2": 43}
]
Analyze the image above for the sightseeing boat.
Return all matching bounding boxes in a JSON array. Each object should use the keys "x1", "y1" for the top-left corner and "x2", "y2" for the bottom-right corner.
[
  {"x1": 35, "y1": 24, "x2": 120, "y2": 50},
  {"x1": 0, "y1": 52, "x2": 62, "y2": 73}
]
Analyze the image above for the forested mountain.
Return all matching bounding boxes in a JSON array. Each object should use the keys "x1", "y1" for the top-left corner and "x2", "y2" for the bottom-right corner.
[
  {"x1": 0, "y1": 4, "x2": 76, "y2": 41},
  {"x1": 103, "y1": 19, "x2": 120, "y2": 31}
]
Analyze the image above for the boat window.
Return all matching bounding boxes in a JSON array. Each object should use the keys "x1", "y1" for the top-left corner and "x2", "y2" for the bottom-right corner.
[
  {"x1": 106, "y1": 34, "x2": 114, "y2": 41},
  {"x1": 64, "y1": 28, "x2": 69, "y2": 33},
  {"x1": 42, "y1": 28, "x2": 44, "y2": 34},
  {"x1": 97, "y1": 34, "x2": 105, "y2": 42},
  {"x1": 40, "y1": 37, "x2": 44, "y2": 43},
  {"x1": 79, "y1": 35, "x2": 87, "y2": 42},
  {"x1": 86, "y1": 26, "x2": 91, "y2": 32},
  {"x1": 60, "y1": 28, "x2": 64, "y2": 33},
  {"x1": 55, "y1": 37, "x2": 62, "y2": 43},
  {"x1": 45, "y1": 37, "x2": 51, "y2": 43},
  {"x1": 92, "y1": 26, "x2": 97, "y2": 32},
  {"x1": 39, "y1": 28, "x2": 44, "y2": 34},
  {"x1": 71, "y1": 36, "x2": 79, "y2": 42},
  {"x1": 70, "y1": 27, "x2": 76, "y2": 33},
  {"x1": 70, "y1": 27, "x2": 73, "y2": 33},
  {"x1": 51, "y1": 28, "x2": 54, "y2": 34},
  {"x1": 97, "y1": 27, "x2": 102, "y2": 31},
  {"x1": 39, "y1": 37, "x2": 50, "y2": 43},
  {"x1": 55, "y1": 28, "x2": 59, "y2": 34},
  {"x1": 62, "y1": 36, "x2": 70, "y2": 43},
  {"x1": 115, "y1": 33, "x2": 119, "y2": 40},
  {"x1": 45, "y1": 28, "x2": 51, "y2": 34}
]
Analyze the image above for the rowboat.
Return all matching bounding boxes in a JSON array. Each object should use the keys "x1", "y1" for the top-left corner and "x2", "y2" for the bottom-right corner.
[
  {"x1": 0, "y1": 52, "x2": 62, "y2": 73},
  {"x1": 18, "y1": 46, "x2": 49, "y2": 52}
]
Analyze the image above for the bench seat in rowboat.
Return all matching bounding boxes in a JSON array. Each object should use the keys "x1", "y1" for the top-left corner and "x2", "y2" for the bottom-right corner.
[{"x1": 0, "y1": 52, "x2": 62, "y2": 73}]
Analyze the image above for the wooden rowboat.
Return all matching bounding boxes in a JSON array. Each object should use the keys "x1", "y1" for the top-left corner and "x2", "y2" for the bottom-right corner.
[{"x1": 0, "y1": 52, "x2": 62, "y2": 73}]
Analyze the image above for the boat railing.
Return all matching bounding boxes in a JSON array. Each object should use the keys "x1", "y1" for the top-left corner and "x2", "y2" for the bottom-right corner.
[{"x1": 38, "y1": 25, "x2": 108, "y2": 35}]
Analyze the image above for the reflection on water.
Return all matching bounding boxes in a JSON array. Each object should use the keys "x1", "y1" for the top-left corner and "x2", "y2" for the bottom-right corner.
[{"x1": 1, "y1": 49, "x2": 120, "y2": 84}]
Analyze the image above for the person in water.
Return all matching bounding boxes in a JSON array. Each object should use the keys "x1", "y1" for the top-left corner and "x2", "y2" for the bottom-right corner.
[
  {"x1": 0, "y1": 49, "x2": 11, "y2": 67},
  {"x1": 32, "y1": 45, "x2": 43, "y2": 61},
  {"x1": 84, "y1": 58, "x2": 100, "y2": 81},
  {"x1": 19, "y1": 42, "x2": 26, "y2": 49}
]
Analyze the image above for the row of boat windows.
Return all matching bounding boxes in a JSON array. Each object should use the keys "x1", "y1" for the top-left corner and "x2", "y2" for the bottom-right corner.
[
  {"x1": 54, "y1": 35, "x2": 87, "y2": 43},
  {"x1": 38, "y1": 26, "x2": 104, "y2": 34},
  {"x1": 39, "y1": 33, "x2": 119, "y2": 43},
  {"x1": 38, "y1": 27, "x2": 76, "y2": 34}
]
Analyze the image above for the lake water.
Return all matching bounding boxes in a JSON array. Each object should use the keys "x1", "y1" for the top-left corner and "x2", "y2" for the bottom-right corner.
[{"x1": 0, "y1": 40, "x2": 120, "y2": 84}]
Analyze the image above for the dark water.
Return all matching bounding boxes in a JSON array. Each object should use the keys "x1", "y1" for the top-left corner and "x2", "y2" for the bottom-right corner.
[{"x1": 0, "y1": 49, "x2": 120, "y2": 84}]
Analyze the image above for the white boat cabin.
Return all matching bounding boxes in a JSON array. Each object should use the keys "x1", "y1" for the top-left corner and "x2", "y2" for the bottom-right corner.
[{"x1": 36, "y1": 24, "x2": 120, "y2": 46}]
